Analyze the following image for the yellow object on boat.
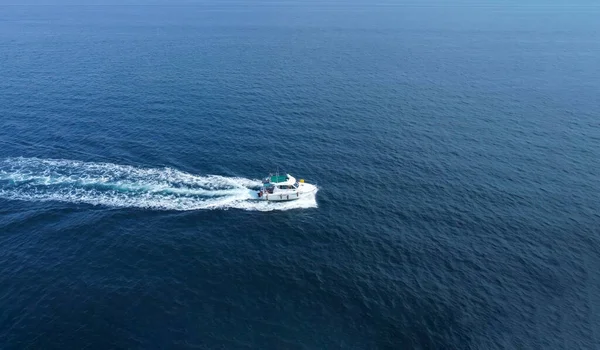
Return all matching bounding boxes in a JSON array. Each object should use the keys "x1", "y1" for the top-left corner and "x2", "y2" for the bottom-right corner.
[{"x1": 300, "y1": 179, "x2": 304, "y2": 183}]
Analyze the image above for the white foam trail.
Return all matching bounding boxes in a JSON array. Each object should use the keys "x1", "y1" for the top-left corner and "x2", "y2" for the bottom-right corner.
[{"x1": 0, "y1": 157, "x2": 318, "y2": 211}]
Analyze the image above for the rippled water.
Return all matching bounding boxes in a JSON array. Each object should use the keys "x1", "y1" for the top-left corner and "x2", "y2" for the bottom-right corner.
[{"x1": 1, "y1": 1, "x2": 599, "y2": 349}]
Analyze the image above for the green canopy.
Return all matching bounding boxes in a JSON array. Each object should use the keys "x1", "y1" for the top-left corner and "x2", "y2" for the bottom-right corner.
[{"x1": 270, "y1": 175, "x2": 288, "y2": 183}]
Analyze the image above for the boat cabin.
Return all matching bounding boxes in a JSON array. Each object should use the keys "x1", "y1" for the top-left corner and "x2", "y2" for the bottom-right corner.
[{"x1": 262, "y1": 174, "x2": 303, "y2": 194}]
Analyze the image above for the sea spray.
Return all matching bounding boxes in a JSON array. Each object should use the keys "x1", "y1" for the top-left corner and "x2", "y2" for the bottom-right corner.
[{"x1": 0, "y1": 157, "x2": 318, "y2": 211}]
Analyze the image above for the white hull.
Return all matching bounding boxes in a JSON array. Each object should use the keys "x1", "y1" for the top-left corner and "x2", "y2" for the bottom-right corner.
[
  {"x1": 257, "y1": 174, "x2": 317, "y2": 202},
  {"x1": 260, "y1": 184, "x2": 317, "y2": 201}
]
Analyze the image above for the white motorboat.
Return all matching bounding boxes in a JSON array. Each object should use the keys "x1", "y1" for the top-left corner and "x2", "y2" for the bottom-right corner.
[{"x1": 257, "y1": 173, "x2": 317, "y2": 201}]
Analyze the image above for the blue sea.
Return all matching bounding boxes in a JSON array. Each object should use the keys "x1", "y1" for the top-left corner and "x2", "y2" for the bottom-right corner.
[{"x1": 1, "y1": 1, "x2": 599, "y2": 348}]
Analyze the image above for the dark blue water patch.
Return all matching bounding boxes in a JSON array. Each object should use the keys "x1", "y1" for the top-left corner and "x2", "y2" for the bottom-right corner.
[{"x1": 1, "y1": 1, "x2": 600, "y2": 349}]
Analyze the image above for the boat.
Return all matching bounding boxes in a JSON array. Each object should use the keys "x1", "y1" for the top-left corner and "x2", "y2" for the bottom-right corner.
[{"x1": 257, "y1": 173, "x2": 317, "y2": 201}]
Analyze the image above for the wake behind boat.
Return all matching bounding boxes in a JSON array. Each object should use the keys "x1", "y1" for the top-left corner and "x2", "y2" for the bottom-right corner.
[{"x1": 257, "y1": 173, "x2": 317, "y2": 201}]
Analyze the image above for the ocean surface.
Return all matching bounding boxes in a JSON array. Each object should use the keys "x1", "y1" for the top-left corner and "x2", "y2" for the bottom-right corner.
[{"x1": 1, "y1": 1, "x2": 599, "y2": 348}]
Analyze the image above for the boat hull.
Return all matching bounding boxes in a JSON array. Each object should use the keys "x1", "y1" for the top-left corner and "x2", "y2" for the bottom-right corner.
[{"x1": 257, "y1": 183, "x2": 317, "y2": 202}]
